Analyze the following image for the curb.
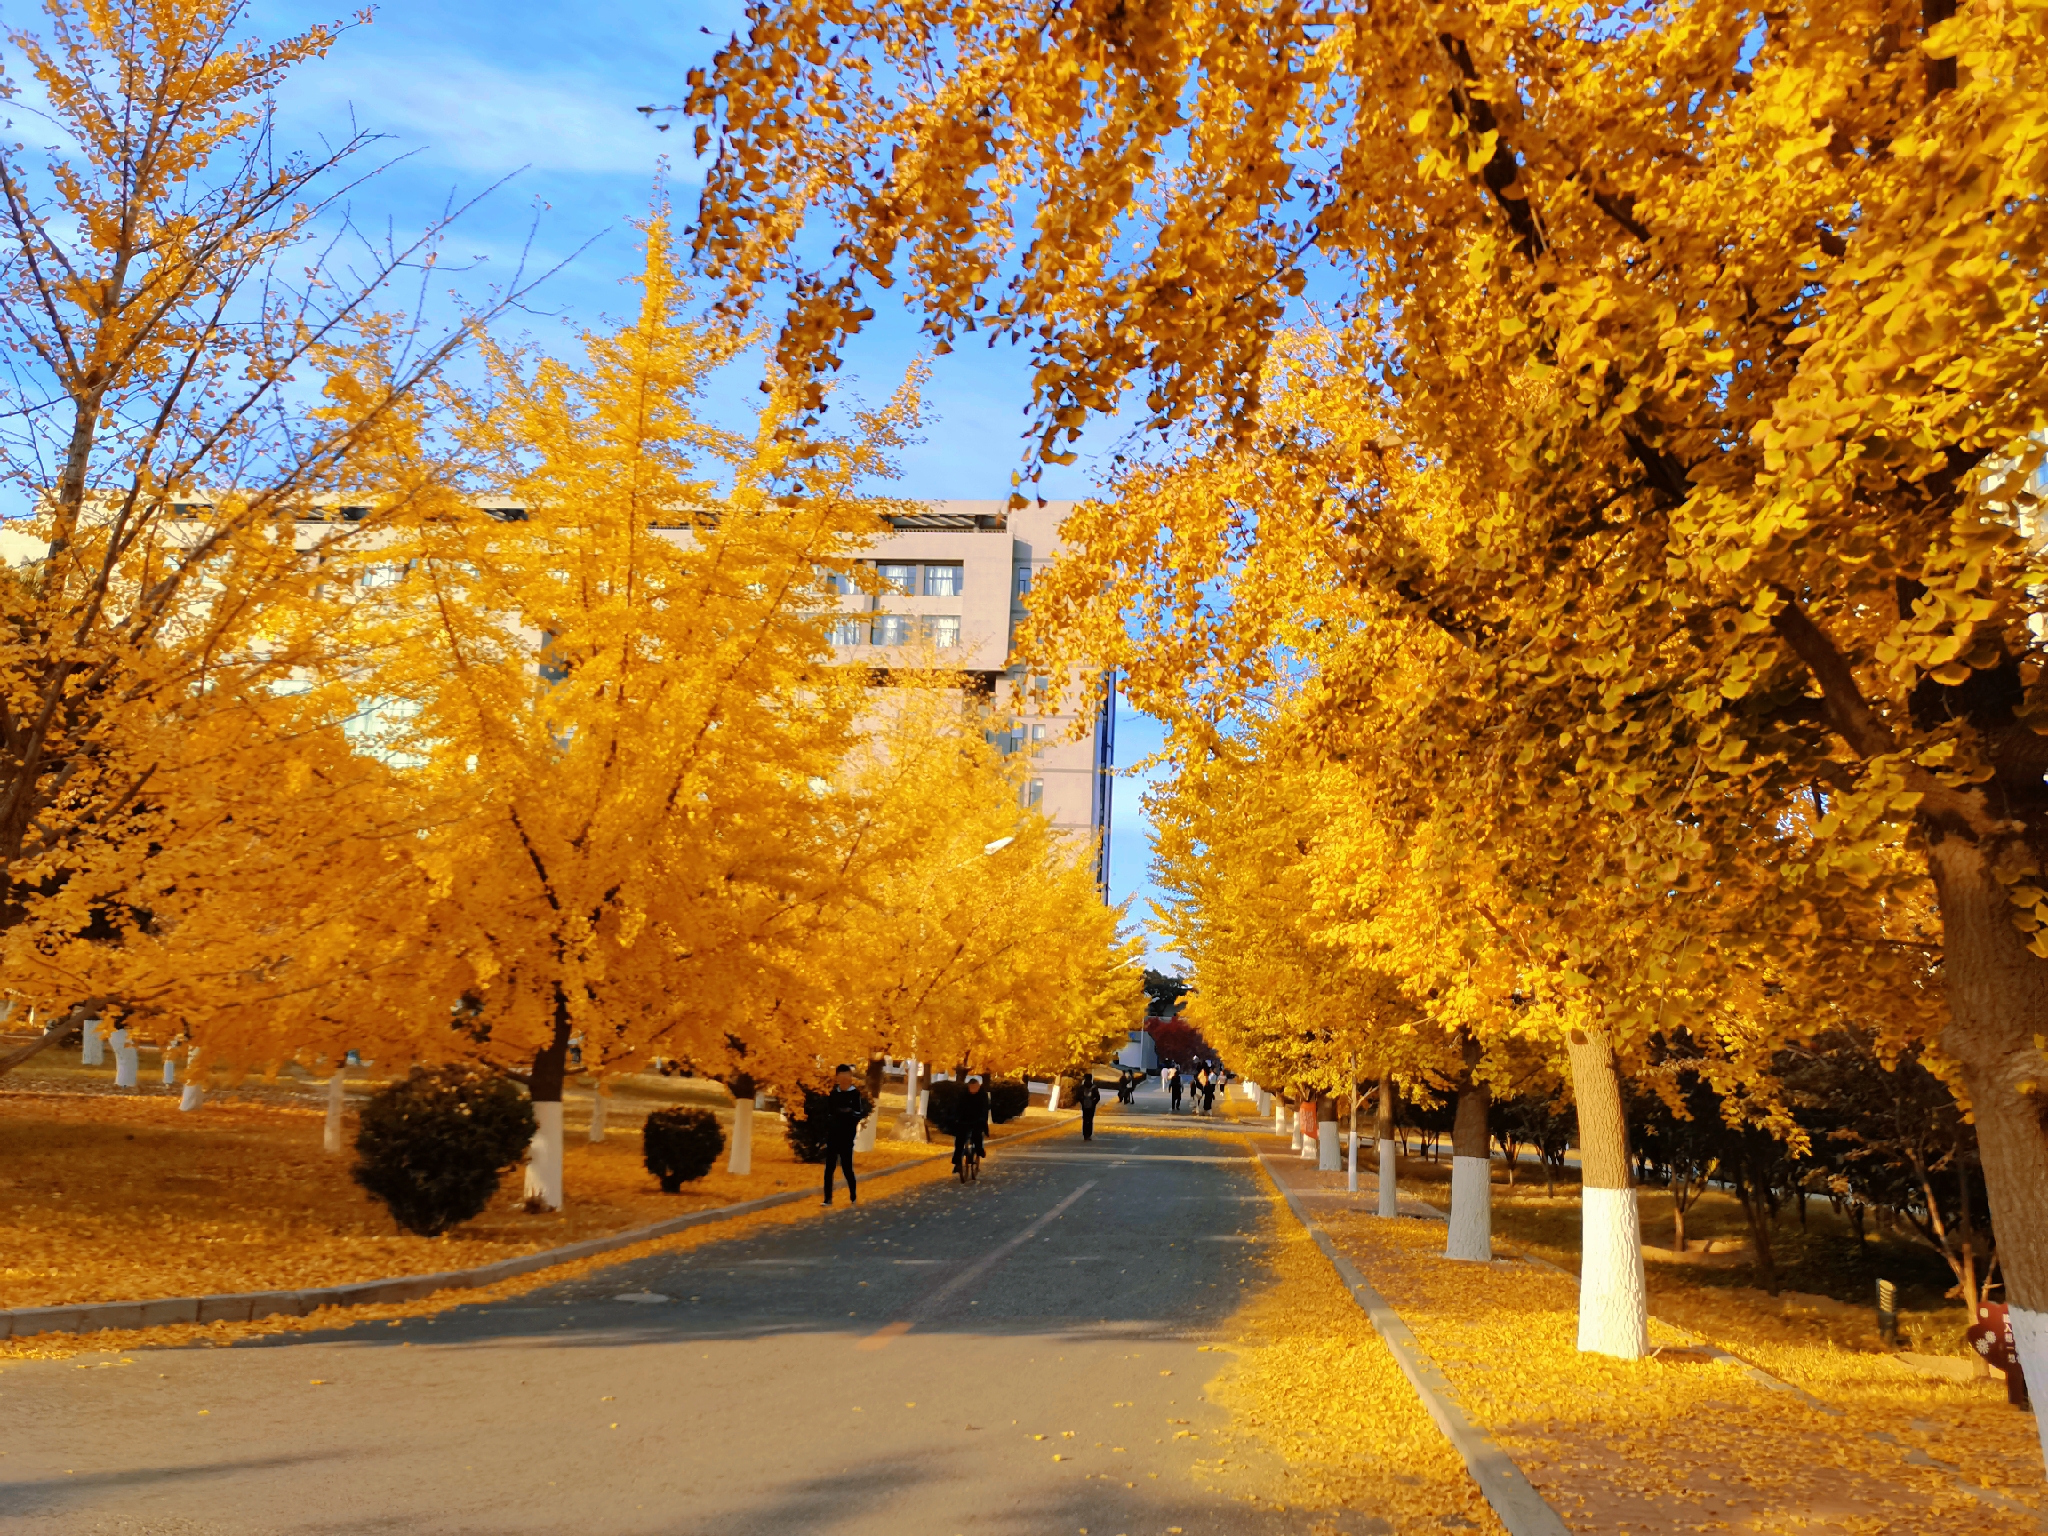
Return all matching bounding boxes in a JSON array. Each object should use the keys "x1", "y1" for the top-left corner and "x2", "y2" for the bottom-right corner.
[
  {"x1": 0, "y1": 1113, "x2": 1079, "y2": 1342},
  {"x1": 1257, "y1": 1154, "x2": 1573, "y2": 1536}
]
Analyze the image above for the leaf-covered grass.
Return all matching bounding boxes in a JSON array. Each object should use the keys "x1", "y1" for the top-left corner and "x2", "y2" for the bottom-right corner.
[{"x1": 0, "y1": 1078, "x2": 944, "y2": 1309}]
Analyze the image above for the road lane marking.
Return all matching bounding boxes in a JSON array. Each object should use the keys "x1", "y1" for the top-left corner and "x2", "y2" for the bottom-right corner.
[
  {"x1": 856, "y1": 1181, "x2": 1098, "y2": 1351},
  {"x1": 1004, "y1": 1152, "x2": 1251, "y2": 1164}
]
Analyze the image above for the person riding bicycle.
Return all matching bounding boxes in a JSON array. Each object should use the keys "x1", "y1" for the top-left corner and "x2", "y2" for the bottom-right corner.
[{"x1": 953, "y1": 1075, "x2": 991, "y2": 1175}]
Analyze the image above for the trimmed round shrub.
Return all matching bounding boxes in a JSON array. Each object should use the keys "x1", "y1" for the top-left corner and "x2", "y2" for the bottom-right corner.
[
  {"x1": 987, "y1": 1080, "x2": 1029, "y2": 1124},
  {"x1": 924, "y1": 1078, "x2": 968, "y2": 1137},
  {"x1": 352, "y1": 1065, "x2": 535, "y2": 1237},
  {"x1": 783, "y1": 1089, "x2": 833, "y2": 1164},
  {"x1": 643, "y1": 1106, "x2": 725, "y2": 1192}
]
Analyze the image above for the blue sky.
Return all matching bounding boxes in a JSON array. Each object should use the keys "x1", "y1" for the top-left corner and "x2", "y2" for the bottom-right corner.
[{"x1": 251, "y1": 0, "x2": 1179, "y2": 966}]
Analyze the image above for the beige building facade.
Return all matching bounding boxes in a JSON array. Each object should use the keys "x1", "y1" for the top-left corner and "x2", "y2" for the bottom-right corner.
[{"x1": 825, "y1": 499, "x2": 1113, "y2": 887}]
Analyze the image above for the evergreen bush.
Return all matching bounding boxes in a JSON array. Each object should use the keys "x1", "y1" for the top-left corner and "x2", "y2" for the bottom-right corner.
[
  {"x1": 352, "y1": 1065, "x2": 535, "y2": 1237},
  {"x1": 988, "y1": 1080, "x2": 1029, "y2": 1124},
  {"x1": 642, "y1": 1106, "x2": 725, "y2": 1192},
  {"x1": 924, "y1": 1078, "x2": 967, "y2": 1136},
  {"x1": 783, "y1": 1090, "x2": 833, "y2": 1164}
]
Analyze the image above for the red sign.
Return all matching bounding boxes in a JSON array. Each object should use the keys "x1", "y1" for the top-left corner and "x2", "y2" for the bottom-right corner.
[{"x1": 1965, "y1": 1302, "x2": 2031, "y2": 1407}]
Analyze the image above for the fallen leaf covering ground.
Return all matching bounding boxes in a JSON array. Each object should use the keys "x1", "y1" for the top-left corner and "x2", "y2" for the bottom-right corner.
[
  {"x1": 0, "y1": 1081, "x2": 963, "y2": 1311},
  {"x1": 0, "y1": 1121, "x2": 981, "y2": 1362},
  {"x1": 1260, "y1": 1144, "x2": 2043, "y2": 1535},
  {"x1": 1184, "y1": 1128, "x2": 1504, "y2": 1536}
]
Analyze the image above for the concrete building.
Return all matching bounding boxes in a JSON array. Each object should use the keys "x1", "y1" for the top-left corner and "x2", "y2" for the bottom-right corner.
[{"x1": 825, "y1": 499, "x2": 1113, "y2": 887}]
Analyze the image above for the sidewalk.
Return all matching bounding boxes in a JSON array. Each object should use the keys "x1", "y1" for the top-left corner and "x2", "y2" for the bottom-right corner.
[{"x1": 1253, "y1": 1136, "x2": 2043, "y2": 1535}]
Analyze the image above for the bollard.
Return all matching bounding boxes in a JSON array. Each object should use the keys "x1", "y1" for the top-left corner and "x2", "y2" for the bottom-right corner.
[{"x1": 1876, "y1": 1278, "x2": 1898, "y2": 1346}]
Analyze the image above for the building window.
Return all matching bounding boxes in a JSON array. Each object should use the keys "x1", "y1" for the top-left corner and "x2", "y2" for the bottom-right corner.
[
  {"x1": 816, "y1": 565, "x2": 853, "y2": 595},
  {"x1": 877, "y1": 562, "x2": 918, "y2": 594},
  {"x1": 1030, "y1": 724, "x2": 1046, "y2": 747},
  {"x1": 827, "y1": 616, "x2": 865, "y2": 646},
  {"x1": 871, "y1": 615, "x2": 912, "y2": 646},
  {"x1": 1015, "y1": 565, "x2": 1033, "y2": 597},
  {"x1": 923, "y1": 615, "x2": 961, "y2": 648},
  {"x1": 923, "y1": 563, "x2": 963, "y2": 597},
  {"x1": 1022, "y1": 778, "x2": 1044, "y2": 809}
]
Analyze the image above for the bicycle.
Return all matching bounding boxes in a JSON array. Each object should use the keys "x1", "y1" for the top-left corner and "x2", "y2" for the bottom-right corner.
[{"x1": 956, "y1": 1131, "x2": 985, "y2": 1183}]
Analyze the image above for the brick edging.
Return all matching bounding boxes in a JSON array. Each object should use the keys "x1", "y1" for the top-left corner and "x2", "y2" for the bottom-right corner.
[{"x1": 0, "y1": 1113, "x2": 1078, "y2": 1341}]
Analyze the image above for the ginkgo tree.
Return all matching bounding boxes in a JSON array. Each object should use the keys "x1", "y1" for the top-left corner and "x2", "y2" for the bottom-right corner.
[
  {"x1": 312, "y1": 217, "x2": 930, "y2": 1207},
  {"x1": 0, "y1": 0, "x2": 526, "y2": 1080},
  {"x1": 788, "y1": 670, "x2": 1140, "y2": 1109},
  {"x1": 684, "y1": 1, "x2": 2048, "y2": 1437},
  {"x1": 1023, "y1": 334, "x2": 1945, "y2": 1355}
]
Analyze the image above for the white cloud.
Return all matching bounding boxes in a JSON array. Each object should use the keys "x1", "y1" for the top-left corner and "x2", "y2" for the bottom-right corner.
[{"x1": 279, "y1": 52, "x2": 695, "y2": 178}]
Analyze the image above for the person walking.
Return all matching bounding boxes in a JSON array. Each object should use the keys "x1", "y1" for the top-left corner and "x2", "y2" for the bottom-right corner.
[
  {"x1": 820, "y1": 1063, "x2": 871, "y2": 1206},
  {"x1": 953, "y1": 1075, "x2": 992, "y2": 1176},
  {"x1": 1076, "y1": 1070, "x2": 1102, "y2": 1141},
  {"x1": 1201, "y1": 1066, "x2": 1217, "y2": 1115},
  {"x1": 1167, "y1": 1063, "x2": 1183, "y2": 1113}
]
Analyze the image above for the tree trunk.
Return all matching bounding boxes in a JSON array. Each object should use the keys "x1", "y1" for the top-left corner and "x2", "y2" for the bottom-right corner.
[
  {"x1": 1672, "y1": 1190, "x2": 1687, "y2": 1254},
  {"x1": 111, "y1": 1027, "x2": 138, "y2": 1088},
  {"x1": 161, "y1": 1043, "x2": 178, "y2": 1086},
  {"x1": 1447, "y1": 1034, "x2": 1492, "y2": 1262},
  {"x1": 1736, "y1": 1168, "x2": 1779, "y2": 1296},
  {"x1": 523, "y1": 1002, "x2": 572, "y2": 1210},
  {"x1": 1927, "y1": 835, "x2": 2048, "y2": 1471},
  {"x1": 1374, "y1": 1073, "x2": 1399, "y2": 1218},
  {"x1": 587, "y1": 1081, "x2": 610, "y2": 1144},
  {"x1": 1566, "y1": 1026, "x2": 1648, "y2": 1358},
  {"x1": 80, "y1": 1017, "x2": 103, "y2": 1066},
  {"x1": 1347, "y1": 1072, "x2": 1360, "y2": 1194},
  {"x1": 323, "y1": 1068, "x2": 346, "y2": 1154},
  {"x1": 728, "y1": 1094, "x2": 755, "y2": 1176},
  {"x1": 1298, "y1": 1097, "x2": 1316, "y2": 1159},
  {"x1": 1317, "y1": 1094, "x2": 1341, "y2": 1171}
]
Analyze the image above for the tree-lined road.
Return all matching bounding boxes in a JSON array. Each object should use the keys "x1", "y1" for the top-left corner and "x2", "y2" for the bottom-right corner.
[{"x1": 2, "y1": 1112, "x2": 1339, "y2": 1535}]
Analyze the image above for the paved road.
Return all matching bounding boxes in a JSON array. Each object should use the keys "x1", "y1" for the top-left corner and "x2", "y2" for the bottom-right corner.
[{"x1": 1, "y1": 1096, "x2": 1333, "y2": 1535}]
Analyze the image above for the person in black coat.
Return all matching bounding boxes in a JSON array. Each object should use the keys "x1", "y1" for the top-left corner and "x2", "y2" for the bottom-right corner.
[
  {"x1": 1075, "y1": 1071, "x2": 1102, "y2": 1140},
  {"x1": 820, "y1": 1064, "x2": 871, "y2": 1205},
  {"x1": 953, "y1": 1076, "x2": 992, "y2": 1172}
]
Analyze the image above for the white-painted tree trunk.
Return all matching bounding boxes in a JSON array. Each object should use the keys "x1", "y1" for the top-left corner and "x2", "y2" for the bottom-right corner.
[
  {"x1": 1273, "y1": 1101, "x2": 1286, "y2": 1135},
  {"x1": 1046, "y1": 1081, "x2": 1062, "y2": 1113},
  {"x1": 323, "y1": 1070, "x2": 347, "y2": 1154},
  {"x1": 900, "y1": 1059, "x2": 924, "y2": 1137},
  {"x1": 80, "y1": 1019, "x2": 103, "y2": 1066},
  {"x1": 111, "y1": 1028, "x2": 138, "y2": 1088},
  {"x1": 1348, "y1": 1134, "x2": 1359, "y2": 1193},
  {"x1": 1377, "y1": 1139, "x2": 1399, "y2": 1218},
  {"x1": 587, "y1": 1083, "x2": 610, "y2": 1143},
  {"x1": 1317, "y1": 1118, "x2": 1340, "y2": 1172},
  {"x1": 1289, "y1": 1105, "x2": 1303, "y2": 1152},
  {"x1": 2009, "y1": 1305, "x2": 2048, "y2": 1470},
  {"x1": 1447, "y1": 1156, "x2": 1494, "y2": 1261},
  {"x1": 854, "y1": 1113, "x2": 877, "y2": 1153},
  {"x1": 161, "y1": 1044, "x2": 178, "y2": 1086},
  {"x1": 728, "y1": 1095, "x2": 755, "y2": 1176},
  {"x1": 917, "y1": 1088, "x2": 930, "y2": 1118},
  {"x1": 179, "y1": 1083, "x2": 205, "y2": 1112},
  {"x1": 1578, "y1": 1186, "x2": 1649, "y2": 1357},
  {"x1": 523, "y1": 1100, "x2": 565, "y2": 1209}
]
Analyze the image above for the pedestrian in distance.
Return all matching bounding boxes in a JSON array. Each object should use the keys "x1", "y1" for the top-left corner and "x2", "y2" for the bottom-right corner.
[
  {"x1": 1168, "y1": 1063, "x2": 1183, "y2": 1113},
  {"x1": 953, "y1": 1075, "x2": 992, "y2": 1177},
  {"x1": 1201, "y1": 1067, "x2": 1217, "y2": 1115},
  {"x1": 820, "y1": 1063, "x2": 871, "y2": 1206},
  {"x1": 1076, "y1": 1070, "x2": 1102, "y2": 1140}
]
